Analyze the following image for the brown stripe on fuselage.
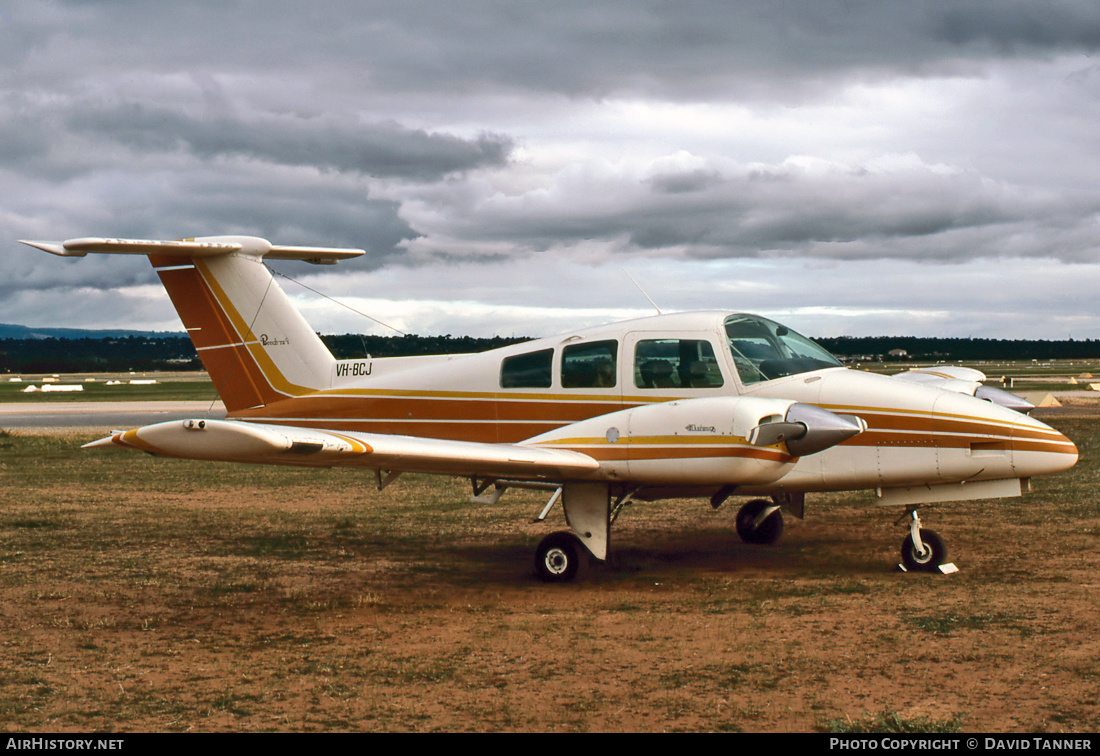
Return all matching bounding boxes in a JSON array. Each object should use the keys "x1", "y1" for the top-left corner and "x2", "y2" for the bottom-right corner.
[
  {"x1": 823, "y1": 406, "x2": 1076, "y2": 455},
  {"x1": 239, "y1": 393, "x2": 625, "y2": 424}
]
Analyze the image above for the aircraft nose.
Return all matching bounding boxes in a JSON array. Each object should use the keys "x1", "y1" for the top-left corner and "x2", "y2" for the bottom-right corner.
[
  {"x1": 1013, "y1": 416, "x2": 1078, "y2": 477},
  {"x1": 933, "y1": 390, "x2": 1077, "y2": 482}
]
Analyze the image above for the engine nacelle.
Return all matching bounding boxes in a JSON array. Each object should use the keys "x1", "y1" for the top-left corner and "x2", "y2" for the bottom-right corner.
[{"x1": 524, "y1": 396, "x2": 864, "y2": 486}]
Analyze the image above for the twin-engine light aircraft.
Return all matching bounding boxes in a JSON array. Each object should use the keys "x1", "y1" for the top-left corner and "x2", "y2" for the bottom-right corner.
[{"x1": 22, "y1": 236, "x2": 1078, "y2": 581}]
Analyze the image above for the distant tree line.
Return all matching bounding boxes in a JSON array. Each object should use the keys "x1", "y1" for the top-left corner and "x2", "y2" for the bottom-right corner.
[
  {"x1": 816, "y1": 336, "x2": 1100, "y2": 362},
  {"x1": 0, "y1": 333, "x2": 529, "y2": 373},
  {"x1": 2, "y1": 333, "x2": 1099, "y2": 374},
  {"x1": 322, "y1": 333, "x2": 528, "y2": 359},
  {"x1": 0, "y1": 336, "x2": 200, "y2": 373}
]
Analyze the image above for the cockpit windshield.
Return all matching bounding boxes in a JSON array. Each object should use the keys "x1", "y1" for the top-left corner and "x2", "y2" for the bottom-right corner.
[{"x1": 724, "y1": 314, "x2": 842, "y2": 385}]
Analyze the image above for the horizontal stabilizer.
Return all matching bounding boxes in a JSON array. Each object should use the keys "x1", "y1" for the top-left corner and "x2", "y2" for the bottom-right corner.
[{"x1": 20, "y1": 236, "x2": 365, "y2": 265}]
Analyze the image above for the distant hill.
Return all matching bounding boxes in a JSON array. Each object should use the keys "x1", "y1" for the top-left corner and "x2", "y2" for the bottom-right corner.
[{"x1": 0, "y1": 323, "x2": 186, "y2": 340}]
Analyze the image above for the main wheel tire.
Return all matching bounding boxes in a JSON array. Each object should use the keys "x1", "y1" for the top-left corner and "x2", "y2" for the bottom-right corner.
[
  {"x1": 900, "y1": 529, "x2": 948, "y2": 573},
  {"x1": 534, "y1": 531, "x2": 588, "y2": 583},
  {"x1": 735, "y1": 498, "x2": 784, "y2": 545}
]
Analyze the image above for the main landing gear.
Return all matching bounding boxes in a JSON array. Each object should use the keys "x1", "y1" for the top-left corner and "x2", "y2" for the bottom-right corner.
[
  {"x1": 734, "y1": 498, "x2": 785, "y2": 545},
  {"x1": 534, "y1": 531, "x2": 589, "y2": 583},
  {"x1": 530, "y1": 481, "x2": 628, "y2": 584},
  {"x1": 530, "y1": 485, "x2": 803, "y2": 581},
  {"x1": 897, "y1": 508, "x2": 950, "y2": 573},
  {"x1": 711, "y1": 487, "x2": 797, "y2": 547},
  {"x1": 532, "y1": 492, "x2": 792, "y2": 583}
]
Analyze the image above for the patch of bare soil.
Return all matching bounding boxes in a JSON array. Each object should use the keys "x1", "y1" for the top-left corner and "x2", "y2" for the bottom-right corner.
[{"x1": 0, "y1": 421, "x2": 1097, "y2": 732}]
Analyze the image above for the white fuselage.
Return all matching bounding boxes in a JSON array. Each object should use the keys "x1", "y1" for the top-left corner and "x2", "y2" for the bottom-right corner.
[{"x1": 228, "y1": 310, "x2": 1077, "y2": 499}]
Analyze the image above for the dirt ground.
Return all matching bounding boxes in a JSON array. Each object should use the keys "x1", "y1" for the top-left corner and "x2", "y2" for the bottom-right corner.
[{"x1": 0, "y1": 415, "x2": 1098, "y2": 733}]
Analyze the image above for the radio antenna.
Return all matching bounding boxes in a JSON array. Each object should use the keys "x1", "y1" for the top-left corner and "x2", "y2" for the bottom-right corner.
[
  {"x1": 621, "y1": 268, "x2": 663, "y2": 315},
  {"x1": 266, "y1": 263, "x2": 407, "y2": 336}
]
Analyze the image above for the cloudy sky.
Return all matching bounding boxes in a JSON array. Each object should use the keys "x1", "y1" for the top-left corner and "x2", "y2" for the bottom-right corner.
[{"x1": 4, "y1": 1, "x2": 1100, "y2": 340}]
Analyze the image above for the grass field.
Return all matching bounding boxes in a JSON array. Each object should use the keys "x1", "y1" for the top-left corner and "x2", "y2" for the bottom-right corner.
[
  {"x1": 0, "y1": 415, "x2": 1097, "y2": 732},
  {"x1": 0, "y1": 373, "x2": 217, "y2": 403}
]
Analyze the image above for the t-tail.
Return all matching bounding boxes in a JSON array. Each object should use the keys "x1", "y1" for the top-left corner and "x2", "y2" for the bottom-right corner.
[{"x1": 19, "y1": 236, "x2": 364, "y2": 412}]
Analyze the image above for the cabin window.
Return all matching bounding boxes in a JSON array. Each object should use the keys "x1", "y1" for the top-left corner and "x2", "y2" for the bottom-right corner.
[
  {"x1": 500, "y1": 349, "x2": 553, "y2": 388},
  {"x1": 561, "y1": 340, "x2": 618, "y2": 388},
  {"x1": 634, "y1": 339, "x2": 724, "y2": 389}
]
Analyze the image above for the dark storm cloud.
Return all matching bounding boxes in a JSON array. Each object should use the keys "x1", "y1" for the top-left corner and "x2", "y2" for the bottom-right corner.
[
  {"x1": 5, "y1": 1, "x2": 1100, "y2": 337},
  {"x1": 415, "y1": 157, "x2": 1080, "y2": 263},
  {"x1": 935, "y1": 2, "x2": 1100, "y2": 51},
  {"x1": 13, "y1": 3, "x2": 1100, "y2": 103},
  {"x1": 325, "y1": 1, "x2": 1100, "y2": 99},
  {"x1": 0, "y1": 91, "x2": 510, "y2": 183},
  {"x1": 69, "y1": 104, "x2": 513, "y2": 181}
]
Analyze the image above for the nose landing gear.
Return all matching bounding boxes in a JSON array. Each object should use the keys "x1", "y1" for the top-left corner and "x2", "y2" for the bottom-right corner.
[{"x1": 897, "y1": 509, "x2": 951, "y2": 573}]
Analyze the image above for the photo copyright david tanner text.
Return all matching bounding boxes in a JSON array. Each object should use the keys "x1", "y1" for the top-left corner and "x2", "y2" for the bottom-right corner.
[{"x1": 830, "y1": 737, "x2": 1093, "y2": 751}]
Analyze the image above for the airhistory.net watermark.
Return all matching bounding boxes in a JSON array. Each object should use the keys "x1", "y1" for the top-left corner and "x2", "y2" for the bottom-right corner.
[{"x1": 6, "y1": 740, "x2": 123, "y2": 751}]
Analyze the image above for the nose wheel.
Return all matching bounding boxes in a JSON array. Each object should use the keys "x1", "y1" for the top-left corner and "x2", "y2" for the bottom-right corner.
[{"x1": 898, "y1": 509, "x2": 949, "y2": 573}]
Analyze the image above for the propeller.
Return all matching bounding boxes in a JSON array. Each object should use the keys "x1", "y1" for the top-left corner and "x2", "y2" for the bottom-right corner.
[
  {"x1": 974, "y1": 385, "x2": 1035, "y2": 413},
  {"x1": 749, "y1": 403, "x2": 866, "y2": 456}
]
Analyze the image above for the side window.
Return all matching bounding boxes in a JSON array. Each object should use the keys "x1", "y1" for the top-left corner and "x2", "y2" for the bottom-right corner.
[
  {"x1": 561, "y1": 340, "x2": 618, "y2": 389},
  {"x1": 500, "y1": 349, "x2": 553, "y2": 388},
  {"x1": 635, "y1": 339, "x2": 724, "y2": 389}
]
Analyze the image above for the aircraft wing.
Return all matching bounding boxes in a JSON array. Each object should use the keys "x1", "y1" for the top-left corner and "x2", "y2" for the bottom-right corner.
[
  {"x1": 84, "y1": 397, "x2": 866, "y2": 487},
  {"x1": 893, "y1": 365, "x2": 987, "y2": 388},
  {"x1": 892, "y1": 366, "x2": 1033, "y2": 412},
  {"x1": 84, "y1": 419, "x2": 601, "y2": 480}
]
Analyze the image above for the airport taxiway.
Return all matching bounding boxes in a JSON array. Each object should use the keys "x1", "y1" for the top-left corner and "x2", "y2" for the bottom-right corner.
[{"x1": 0, "y1": 401, "x2": 226, "y2": 429}]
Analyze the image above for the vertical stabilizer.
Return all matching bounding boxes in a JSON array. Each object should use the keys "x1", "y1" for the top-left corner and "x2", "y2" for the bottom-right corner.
[{"x1": 20, "y1": 236, "x2": 366, "y2": 412}]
